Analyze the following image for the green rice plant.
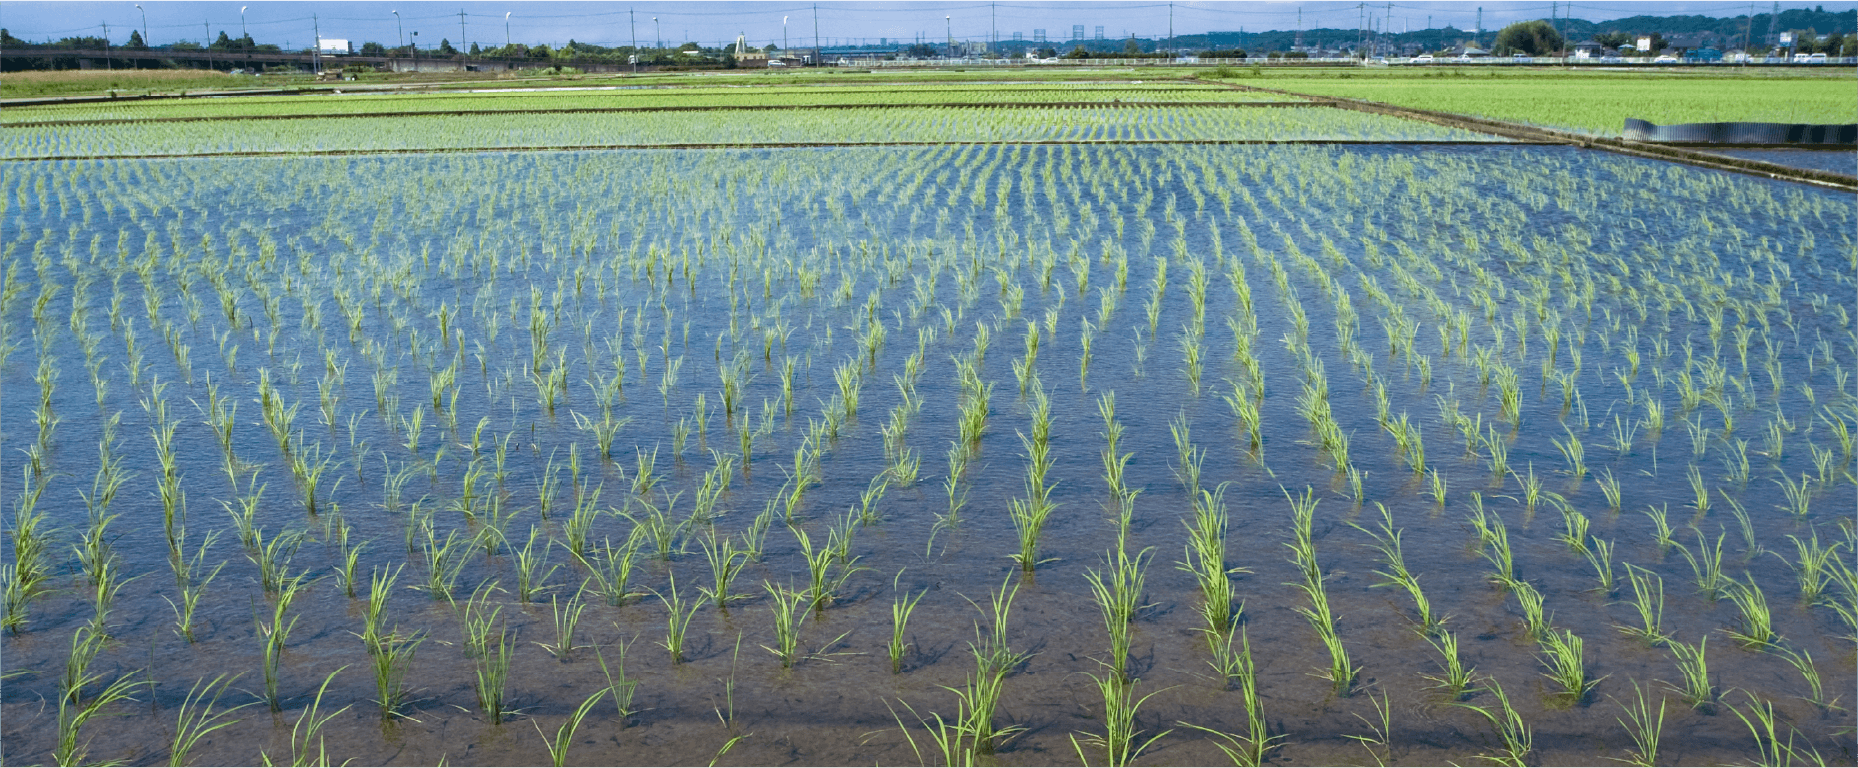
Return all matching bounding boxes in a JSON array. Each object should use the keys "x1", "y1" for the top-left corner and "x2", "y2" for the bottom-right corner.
[
  {"x1": 1610, "y1": 680, "x2": 1667, "y2": 768},
  {"x1": 1596, "y1": 468, "x2": 1623, "y2": 510},
  {"x1": 793, "y1": 524, "x2": 862, "y2": 612},
  {"x1": 1723, "y1": 575, "x2": 1775, "y2": 647},
  {"x1": 513, "y1": 524, "x2": 560, "y2": 603},
  {"x1": 1350, "y1": 503, "x2": 1440, "y2": 633},
  {"x1": 1006, "y1": 495, "x2": 1058, "y2": 575},
  {"x1": 55, "y1": 625, "x2": 144, "y2": 766},
  {"x1": 652, "y1": 572, "x2": 702, "y2": 664},
  {"x1": 889, "y1": 571, "x2": 927, "y2": 674},
  {"x1": 1070, "y1": 673, "x2": 1172, "y2": 768},
  {"x1": 1641, "y1": 504, "x2": 1676, "y2": 552},
  {"x1": 168, "y1": 673, "x2": 250, "y2": 767},
  {"x1": 1725, "y1": 692, "x2": 1825, "y2": 767},
  {"x1": 256, "y1": 574, "x2": 308, "y2": 712},
  {"x1": 1583, "y1": 537, "x2": 1617, "y2": 595},
  {"x1": 366, "y1": 625, "x2": 424, "y2": 721},
  {"x1": 1539, "y1": 628, "x2": 1604, "y2": 703},
  {"x1": 1513, "y1": 580, "x2": 1552, "y2": 640},
  {"x1": 534, "y1": 689, "x2": 604, "y2": 768},
  {"x1": 1556, "y1": 504, "x2": 1592, "y2": 554},
  {"x1": 1676, "y1": 529, "x2": 1730, "y2": 600},
  {"x1": 1615, "y1": 565, "x2": 1666, "y2": 644},
  {"x1": 1423, "y1": 629, "x2": 1476, "y2": 697},
  {"x1": 762, "y1": 580, "x2": 809, "y2": 668},
  {"x1": 416, "y1": 524, "x2": 470, "y2": 603},
  {"x1": 1181, "y1": 486, "x2": 1240, "y2": 633},
  {"x1": 1481, "y1": 511, "x2": 1518, "y2": 590},
  {"x1": 1341, "y1": 686, "x2": 1394, "y2": 766},
  {"x1": 1685, "y1": 464, "x2": 1711, "y2": 514},
  {"x1": 1553, "y1": 428, "x2": 1587, "y2": 480},
  {"x1": 1454, "y1": 677, "x2": 1532, "y2": 767},
  {"x1": 472, "y1": 623, "x2": 514, "y2": 724},
  {"x1": 263, "y1": 667, "x2": 349, "y2": 768},
  {"x1": 1765, "y1": 644, "x2": 1839, "y2": 712},
  {"x1": 361, "y1": 565, "x2": 401, "y2": 650},
  {"x1": 1512, "y1": 464, "x2": 1544, "y2": 512},
  {"x1": 696, "y1": 529, "x2": 750, "y2": 608},
  {"x1": 1773, "y1": 472, "x2": 1812, "y2": 517},
  {"x1": 1712, "y1": 493, "x2": 1761, "y2": 561},
  {"x1": 576, "y1": 534, "x2": 639, "y2": 607},
  {"x1": 594, "y1": 636, "x2": 643, "y2": 725},
  {"x1": 535, "y1": 593, "x2": 588, "y2": 661},
  {"x1": 1782, "y1": 529, "x2": 1839, "y2": 604},
  {"x1": 1662, "y1": 636, "x2": 1714, "y2": 709},
  {"x1": 1087, "y1": 546, "x2": 1153, "y2": 683}
]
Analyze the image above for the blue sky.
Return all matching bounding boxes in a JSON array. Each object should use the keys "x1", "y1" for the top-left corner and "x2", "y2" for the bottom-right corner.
[{"x1": 5, "y1": 1, "x2": 1852, "y2": 50}]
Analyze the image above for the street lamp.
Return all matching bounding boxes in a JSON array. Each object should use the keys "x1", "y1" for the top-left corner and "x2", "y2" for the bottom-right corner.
[
  {"x1": 240, "y1": 6, "x2": 248, "y2": 48},
  {"x1": 783, "y1": 16, "x2": 788, "y2": 60},
  {"x1": 392, "y1": 10, "x2": 403, "y2": 57},
  {"x1": 654, "y1": 16, "x2": 660, "y2": 51},
  {"x1": 945, "y1": 15, "x2": 952, "y2": 58},
  {"x1": 135, "y1": 4, "x2": 147, "y2": 67},
  {"x1": 504, "y1": 12, "x2": 511, "y2": 52}
]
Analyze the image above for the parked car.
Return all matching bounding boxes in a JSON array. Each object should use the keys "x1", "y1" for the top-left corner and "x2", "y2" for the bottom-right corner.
[
  {"x1": 1653, "y1": 54, "x2": 1678, "y2": 63},
  {"x1": 1511, "y1": 53, "x2": 1532, "y2": 63},
  {"x1": 1599, "y1": 55, "x2": 1623, "y2": 63},
  {"x1": 767, "y1": 60, "x2": 787, "y2": 67},
  {"x1": 1412, "y1": 54, "x2": 1434, "y2": 63},
  {"x1": 1807, "y1": 52, "x2": 1828, "y2": 63}
]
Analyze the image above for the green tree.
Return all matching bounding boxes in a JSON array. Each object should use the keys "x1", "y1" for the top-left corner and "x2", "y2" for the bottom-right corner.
[
  {"x1": 438, "y1": 37, "x2": 458, "y2": 55},
  {"x1": 1493, "y1": 20, "x2": 1564, "y2": 55},
  {"x1": 1591, "y1": 31, "x2": 1631, "y2": 48},
  {"x1": 1123, "y1": 36, "x2": 1141, "y2": 55},
  {"x1": 360, "y1": 41, "x2": 386, "y2": 56}
]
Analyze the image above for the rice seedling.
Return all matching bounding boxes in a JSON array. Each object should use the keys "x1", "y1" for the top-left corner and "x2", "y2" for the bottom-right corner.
[
  {"x1": 1641, "y1": 504, "x2": 1676, "y2": 552},
  {"x1": 1662, "y1": 636, "x2": 1715, "y2": 709},
  {"x1": 1341, "y1": 687, "x2": 1394, "y2": 766},
  {"x1": 1610, "y1": 680, "x2": 1667, "y2": 768},
  {"x1": 1070, "y1": 673, "x2": 1172, "y2": 768},
  {"x1": 1725, "y1": 692, "x2": 1825, "y2": 767},
  {"x1": 1350, "y1": 503, "x2": 1441, "y2": 633},
  {"x1": 652, "y1": 573, "x2": 702, "y2": 664},
  {"x1": 1614, "y1": 564, "x2": 1666, "y2": 644},
  {"x1": 1676, "y1": 529, "x2": 1730, "y2": 601},
  {"x1": 1723, "y1": 575, "x2": 1776, "y2": 648},
  {"x1": 595, "y1": 636, "x2": 644, "y2": 725},
  {"x1": 55, "y1": 625, "x2": 144, "y2": 766},
  {"x1": 167, "y1": 673, "x2": 250, "y2": 767},
  {"x1": 1424, "y1": 629, "x2": 1477, "y2": 697},
  {"x1": 1087, "y1": 545, "x2": 1153, "y2": 683},
  {"x1": 365, "y1": 623, "x2": 424, "y2": 721},
  {"x1": 1455, "y1": 677, "x2": 1532, "y2": 767},
  {"x1": 762, "y1": 580, "x2": 810, "y2": 669},
  {"x1": 534, "y1": 689, "x2": 604, "y2": 768},
  {"x1": 889, "y1": 571, "x2": 927, "y2": 674},
  {"x1": 535, "y1": 593, "x2": 588, "y2": 661},
  {"x1": 257, "y1": 574, "x2": 310, "y2": 711},
  {"x1": 1538, "y1": 628, "x2": 1604, "y2": 703},
  {"x1": 1596, "y1": 468, "x2": 1622, "y2": 510},
  {"x1": 1513, "y1": 581, "x2": 1552, "y2": 640},
  {"x1": 263, "y1": 667, "x2": 349, "y2": 768}
]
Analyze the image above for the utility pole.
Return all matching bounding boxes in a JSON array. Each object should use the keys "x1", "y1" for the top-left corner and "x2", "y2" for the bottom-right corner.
[
  {"x1": 1295, "y1": 7, "x2": 1303, "y2": 52},
  {"x1": 312, "y1": 14, "x2": 321, "y2": 74},
  {"x1": 1357, "y1": 3, "x2": 1365, "y2": 58},
  {"x1": 1385, "y1": 3, "x2": 1393, "y2": 56},
  {"x1": 102, "y1": 22, "x2": 112, "y2": 70},
  {"x1": 991, "y1": 2, "x2": 997, "y2": 57},
  {"x1": 393, "y1": 10, "x2": 403, "y2": 62},
  {"x1": 460, "y1": 9, "x2": 467, "y2": 58},
  {"x1": 1475, "y1": 7, "x2": 1482, "y2": 48},
  {"x1": 1168, "y1": 2, "x2": 1173, "y2": 57},
  {"x1": 137, "y1": 4, "x2": 149, "y2": 67},
  {"x1": 629, "y1": 10, "x2": 636, "y2": 71},
  {"x1": 814, "y1": 4, "x2": 821, "y2": 66},
  {"x1": 1765, "y1": 1, "x2": 1779, "y2": 53},
  {"x1": 205, "y1": 21, "x2": 213, "y2": 71}
]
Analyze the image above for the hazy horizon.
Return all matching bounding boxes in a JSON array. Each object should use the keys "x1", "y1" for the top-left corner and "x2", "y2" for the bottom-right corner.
[{"x1": 3, "y1": 1, "x2": 1851, "y2": 51}]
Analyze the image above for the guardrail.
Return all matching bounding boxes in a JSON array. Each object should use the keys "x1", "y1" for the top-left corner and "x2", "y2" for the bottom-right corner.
[{"x1": 851, "y1": 55, "x2": 1855, "y2": 67}]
